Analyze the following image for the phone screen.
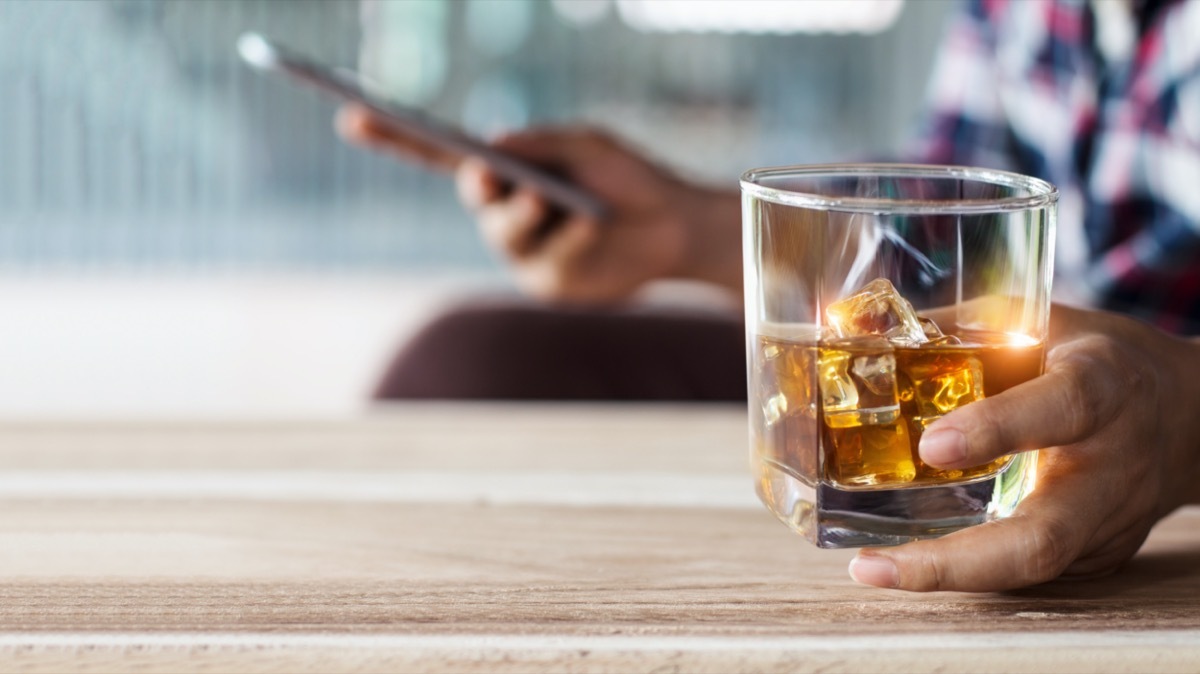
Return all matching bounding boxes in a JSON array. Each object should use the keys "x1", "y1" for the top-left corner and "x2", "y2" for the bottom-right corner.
[{"x1": 237, "y1": 33, "x2": 608, "y2": 221}]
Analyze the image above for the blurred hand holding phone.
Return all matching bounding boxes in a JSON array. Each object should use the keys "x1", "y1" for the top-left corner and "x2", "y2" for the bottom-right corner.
[
  {"x1": 237, "y1": 32, "x2": 609, "y2": 221},
  {"x1": 237, "y1": 32, "x2": 743, "y2": 304}
]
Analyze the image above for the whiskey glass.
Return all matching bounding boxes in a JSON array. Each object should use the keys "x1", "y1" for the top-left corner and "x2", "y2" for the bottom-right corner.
[{"x1": 741, "y1": 164, "x2": 1057, "y2": 548}]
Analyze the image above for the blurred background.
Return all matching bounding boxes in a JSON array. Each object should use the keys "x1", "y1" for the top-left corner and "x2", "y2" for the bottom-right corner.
[{"x1": 0, "y1": 0, "x2": 953, "y2": 418}]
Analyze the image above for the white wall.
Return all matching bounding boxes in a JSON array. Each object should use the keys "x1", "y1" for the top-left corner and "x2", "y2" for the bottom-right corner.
[{"x1": 0, "y1": 274, "x2": 495, "y2": 419}]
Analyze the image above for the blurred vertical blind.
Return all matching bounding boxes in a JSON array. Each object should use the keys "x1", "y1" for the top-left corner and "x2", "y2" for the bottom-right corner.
[{"x1": 0, "y1": 0, "x2": 952, "y2": 272}]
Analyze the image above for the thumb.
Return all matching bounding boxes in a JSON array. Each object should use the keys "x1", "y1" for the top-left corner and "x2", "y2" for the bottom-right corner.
[{"x1": 848, "y1": 477, "x2": 1088, "y2": 591}]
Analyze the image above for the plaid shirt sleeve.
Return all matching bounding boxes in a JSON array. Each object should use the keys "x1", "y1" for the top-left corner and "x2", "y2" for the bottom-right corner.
[{"x1": 910, "y1": 0, "x2": 1200, "y2": 335}]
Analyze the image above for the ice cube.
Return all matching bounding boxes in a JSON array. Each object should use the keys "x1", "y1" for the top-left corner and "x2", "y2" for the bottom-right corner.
[
  {"x1": 851, "y1": 350, "x2": 896, "y2": 397},
  {"x1": 903, "y1": 352, "x2": 985, "y2": 419},
  {"x1": 895, "y1": 349, "x2": 1007, "y2": 482},
  {"x1": 919, "y1": 317, "x2": 944, "y2": 340},
  {"x1": 925, "y1": 334, "x2": 964, "y2": 346},
  {"x1": 759, "y1": 339, "x2": 816, "y2": 425},
  {"x1": 917, "y1": 316, "x2": 963, "y2": 346},
  {"x1": 817, "y1": 348, "x2": 859, "y2": 419},
  {"x1": 826, "y1": 418, "x2": 916, "y2": 487},
  {"x1": 826, "y1": 278, "x2": 927, "y2": 346},
  {"x1": 819, "y1": 336, "x2": 915, "y2": 488},
  {"x1": 820, "y1": 337, "x2": 900, "y2": 428},
  {"x1": 762, "y1": 392, "x2": 788, "y2": 426}
]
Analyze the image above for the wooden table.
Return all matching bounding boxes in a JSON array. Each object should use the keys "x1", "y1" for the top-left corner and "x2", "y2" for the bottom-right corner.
[{"x1": 0, "y1": 405, "x2": 1196, "y2": 673}]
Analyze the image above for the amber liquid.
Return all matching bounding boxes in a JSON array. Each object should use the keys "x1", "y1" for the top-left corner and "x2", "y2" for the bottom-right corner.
[{"x1": 754, "y1": 329, "x2": 1044, "y2": 490}]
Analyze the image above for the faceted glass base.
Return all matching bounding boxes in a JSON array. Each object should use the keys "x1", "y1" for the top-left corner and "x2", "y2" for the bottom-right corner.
[{"x1": 754, "y1": 450, "x2": 1038, "y2": 548}]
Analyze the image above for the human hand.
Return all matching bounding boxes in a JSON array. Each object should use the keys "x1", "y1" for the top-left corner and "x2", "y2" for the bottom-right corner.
[
  {"x1": 337, "y1": 105, "x2": 741, "y2": 303},
  {"x1": 336, "y1": 102, "x2": 465, "y2": 171},
  {"x1": 848, "y1": 305, "x2": 1200, "y2": 592}
]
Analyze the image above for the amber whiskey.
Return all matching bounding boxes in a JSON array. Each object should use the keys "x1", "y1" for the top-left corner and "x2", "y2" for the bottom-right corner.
[{"x1": 753, "y1": 329, "x2": 1045, "y2": 490}]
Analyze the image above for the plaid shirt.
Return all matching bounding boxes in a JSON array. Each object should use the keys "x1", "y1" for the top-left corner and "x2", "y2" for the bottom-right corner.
[{"x1": 912, "y1": 0, "x2": 1200, "y2": 335}]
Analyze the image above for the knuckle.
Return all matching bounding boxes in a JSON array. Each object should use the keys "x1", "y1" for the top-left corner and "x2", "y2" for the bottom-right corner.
[
  {"x1": 527, "y1": 266, "x2": 575, "y2": 302},
  {"x1": 1020, "y1": 515, "x2": 1078, "y2": 583},
  {"x1": 1050, "y1": 334, "x2": 1146, "y2": 438},
  {"x1": 455, "y1": 173, "x2": 487, "y2": 208},
  {"x1": 481, "y1": 210, "x2": 540, "y2": 258},
  {"x1": 897, "y1": 546, "x2": 954, "y2": 592},
  {"x1": 1048, "y1": 343, "x2": 1107, "y2": 437},
  {"x1": 912, "y1": 554, "x2": 952, "y2": 592},
  {"x1": 477, "y1": 214, "x2": 516, "y2": 252},
  {"x1": 1057, "y1": 369, "x2": 1101, "y2": 440}
]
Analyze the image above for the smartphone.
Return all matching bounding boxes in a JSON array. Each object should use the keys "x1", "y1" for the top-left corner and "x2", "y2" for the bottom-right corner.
[{"x1": 237, "y1": 32, "x2": 608, "y2": 221}]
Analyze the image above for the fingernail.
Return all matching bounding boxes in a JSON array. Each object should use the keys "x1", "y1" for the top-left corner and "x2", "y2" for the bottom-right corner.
[
  {"x1": 849, "y1": 554, "x2": 899, "y2": 588},
  {"x1": 920, "y1": 428, "x2": 967, "y2": 466}
]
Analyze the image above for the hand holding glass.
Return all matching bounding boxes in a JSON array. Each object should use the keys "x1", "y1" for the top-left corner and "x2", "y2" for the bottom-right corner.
[{"x1": 741, "y1": 165, "x2": 1057, "y2": 548}]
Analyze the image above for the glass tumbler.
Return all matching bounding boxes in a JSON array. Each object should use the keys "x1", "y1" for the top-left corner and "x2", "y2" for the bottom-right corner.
[{"x1": 741, "y1": 164, "x2": 1057, "y2": 548}]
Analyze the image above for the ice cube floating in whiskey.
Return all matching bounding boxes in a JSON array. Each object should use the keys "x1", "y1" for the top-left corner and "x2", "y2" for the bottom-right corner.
[{"x1": 755, "y1": 278, "x2": 1044, "y2": 490}]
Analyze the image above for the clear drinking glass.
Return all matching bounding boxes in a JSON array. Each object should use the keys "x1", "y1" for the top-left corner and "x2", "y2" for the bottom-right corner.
[{"x1": 741, "y1": 164, "x2": 1057, "y2": 548}]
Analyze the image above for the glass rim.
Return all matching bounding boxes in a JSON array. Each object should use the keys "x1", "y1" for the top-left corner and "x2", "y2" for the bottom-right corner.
[{"x1": 739, "y1": 163, "x2": 1058, "y2": 215}]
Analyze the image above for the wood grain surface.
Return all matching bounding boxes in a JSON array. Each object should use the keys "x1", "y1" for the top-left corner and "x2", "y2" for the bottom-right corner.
[{"x1": 0, "y1": 404, "x2": 1197, "y2": 673}]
